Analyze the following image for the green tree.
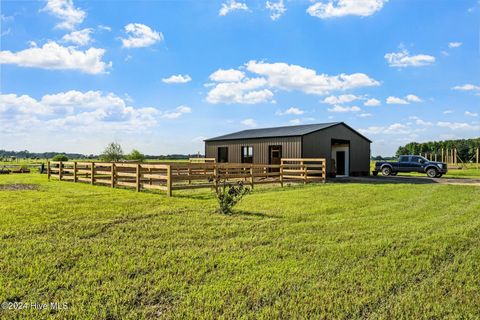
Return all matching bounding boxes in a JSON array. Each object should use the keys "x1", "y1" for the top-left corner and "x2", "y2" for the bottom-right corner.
[
  {"x1": 100, "y1": 142, "x2": 124, "y2": 162},
  {"x1": 51, "y1": 154, "x2": 69, "y2": 161},
  {"x1": 127, "y1": 149, "x2": 145, "y2": 162}
]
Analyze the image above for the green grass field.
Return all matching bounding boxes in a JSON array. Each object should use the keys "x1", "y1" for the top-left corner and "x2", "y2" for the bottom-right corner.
[{"x1": 1, "y1": 174, "x2": 480, "y2": 319}]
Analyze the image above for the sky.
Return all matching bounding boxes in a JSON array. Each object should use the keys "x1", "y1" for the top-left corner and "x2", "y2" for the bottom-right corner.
[{"x1": 1, "y1": 0, "x2": 479, "y2": 156}]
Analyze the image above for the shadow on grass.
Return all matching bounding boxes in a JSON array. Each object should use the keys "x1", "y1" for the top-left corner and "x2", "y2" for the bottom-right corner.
[{"x1": 231, "y1": 210, "x2": 281, "y2": 219}]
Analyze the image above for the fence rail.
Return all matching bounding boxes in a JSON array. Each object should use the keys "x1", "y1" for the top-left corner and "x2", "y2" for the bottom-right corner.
[{"x1": 48, "y1": 159, "x2": 326, "y2": 197}]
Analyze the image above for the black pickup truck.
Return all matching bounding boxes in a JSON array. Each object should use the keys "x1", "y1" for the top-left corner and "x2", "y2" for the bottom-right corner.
[{"x1": 373, "y1": 155, "x2": 447, "y2": 178}]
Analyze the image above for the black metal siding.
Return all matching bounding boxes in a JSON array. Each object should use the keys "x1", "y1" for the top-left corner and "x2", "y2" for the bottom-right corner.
[{"x1": 302, "y1": 123, "x2": 371, "y2": 176}]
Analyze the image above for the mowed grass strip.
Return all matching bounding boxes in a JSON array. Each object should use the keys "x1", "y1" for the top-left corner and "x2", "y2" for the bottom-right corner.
[{"x1": 0, "y1": 174, "x2": 479, "y2": 319}]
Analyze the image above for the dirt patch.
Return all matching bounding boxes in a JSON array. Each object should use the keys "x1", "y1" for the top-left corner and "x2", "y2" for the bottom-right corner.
[{"x1": 0, "y1": 184, "x2": 40, "y2": 191}]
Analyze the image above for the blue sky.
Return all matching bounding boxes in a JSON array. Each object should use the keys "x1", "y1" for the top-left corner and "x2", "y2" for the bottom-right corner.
[{"x1": 1, "y1": 0, "x2": 479, "y2": 156}]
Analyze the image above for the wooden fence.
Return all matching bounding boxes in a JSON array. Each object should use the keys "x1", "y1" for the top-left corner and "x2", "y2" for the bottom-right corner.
[{"x1": 48, "y1": 158, "x2": 326, "y2": 197}]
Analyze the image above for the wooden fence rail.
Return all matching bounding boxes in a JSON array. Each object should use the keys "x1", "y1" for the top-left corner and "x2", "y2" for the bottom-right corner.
[{"x1": 48, "y1": 159, "x2": 326, "y2": 197}]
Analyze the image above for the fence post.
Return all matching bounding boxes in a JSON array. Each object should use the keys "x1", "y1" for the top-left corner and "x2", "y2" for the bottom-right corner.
[
  {"x1": 166, "y1": 165, "x2": 172, "y2": 197},
  {"x1": 280, "y1": 163, "x2": 283, "y2": 187},
  {"x1": 302, "y1": 160, "x2": 307, "y2": 184},
  {"x1": 47, "y1": 161, "x2": 51, "y2": 180},
  {"x1": 454, "y1": 148, "x2": 457, "y2": 165},
  {"x1": 249, "y1": 166, "x2": 254, "y2": 189},
  {"x1": 213, "y1": 164, "x2": 218, "y2": 193},
  {"x1": 59, "y1": 161, "x2": 63, "y2": 180},
  {"x1": 322, "y1": 159, "x2": 326, "y2": 183},
  {"x1": 477, "y1": 148, "x2": 480, "y2": 169},
  {"x1": 91, "y1": 162, "x2": 95, "y2": 185},
  {"x1": 136, "y1": 164, "x2": 141, "y2": 192},
  {"x1": 111, "y1": 163, "x2": 115, "y2": 188},
  {"x1": 73, "y1": 162, "x2": 77, "y2": 182}
]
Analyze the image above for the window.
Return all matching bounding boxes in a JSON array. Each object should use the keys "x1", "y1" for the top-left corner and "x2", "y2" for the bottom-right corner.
[
  {"x1": 399, "y1": 156, "x2": 409, "y2": 162},
  {"x1": 411, "y1": 156, "x2": 426, "y2": 164},
  {"x1": 241, "y1": 146, "x2": 253, "y2": 163},
  {"x1": 218, "y1": 147, "x2": 228, "y2": 163}
]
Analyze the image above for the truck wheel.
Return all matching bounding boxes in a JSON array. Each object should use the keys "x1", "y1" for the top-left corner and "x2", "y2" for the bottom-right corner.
[
  {"x1": 426, "y1": 168, "x2": 438, "y2": 178},
  {"x1": 435, "y1": 173, "x2": 443, "y2": 178},
  {"x1": 381, "y1": 167, "x2": 391, "y2": 176}
]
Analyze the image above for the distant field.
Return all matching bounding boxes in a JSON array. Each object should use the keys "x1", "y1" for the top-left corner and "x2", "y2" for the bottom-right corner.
[{"x1": 1, "y1": 174, "x2": 479, "y2": 319}]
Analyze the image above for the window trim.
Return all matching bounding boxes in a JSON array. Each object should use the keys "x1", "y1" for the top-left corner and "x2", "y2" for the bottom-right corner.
[{"x1": 241, "y1": 146, "x2": 254, "y2": 163}]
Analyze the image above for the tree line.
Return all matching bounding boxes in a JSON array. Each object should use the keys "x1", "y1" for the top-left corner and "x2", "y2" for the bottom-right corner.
[
  {"x1": 396, "y1": 137, "x2": 480, "y2": 162},
  {"x1": 1, "y1": 144, "x2": 203, "y2": 162}
]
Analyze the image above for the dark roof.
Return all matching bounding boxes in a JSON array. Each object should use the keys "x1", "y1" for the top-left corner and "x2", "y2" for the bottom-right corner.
[{"x1": 205, "y1": 122, "x2": 371, "y2": 142}]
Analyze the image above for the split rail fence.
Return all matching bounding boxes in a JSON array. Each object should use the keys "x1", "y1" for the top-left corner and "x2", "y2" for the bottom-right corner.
[{"x1": 47, "y1": 158, "x2": 326, "y2": 197}]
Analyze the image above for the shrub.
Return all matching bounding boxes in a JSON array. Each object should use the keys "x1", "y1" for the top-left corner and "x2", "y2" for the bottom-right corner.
[
  {"x1": 127, "y1": 149, "x2": 145, "y2": 162},
  {"x1": 100, "y1": 142, "x2": 124, "y2": 162},
  {"x1": 215, "y1": 180, "x2": 250, "y2": 215},
  {"x1": 51, "y1": 154, "x2": 69, "y2": 161}
]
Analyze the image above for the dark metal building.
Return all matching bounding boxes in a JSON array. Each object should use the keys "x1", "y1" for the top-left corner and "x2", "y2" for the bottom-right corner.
[{"x1": 204, "y1": 122, "x2": 371, "y2": 177}]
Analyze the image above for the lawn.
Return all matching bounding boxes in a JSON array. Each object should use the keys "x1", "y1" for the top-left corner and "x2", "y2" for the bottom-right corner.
[{"x1": 1, "y1": 174, "x2": 479, "y2": 319}]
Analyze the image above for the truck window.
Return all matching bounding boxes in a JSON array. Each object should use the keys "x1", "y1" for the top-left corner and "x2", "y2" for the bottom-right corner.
[
  {"x1": 411, "y1": 156, "x2": 425, "y2": 164},
  {"x1": 399, "y1": 156, "x2": 409, "y2": 162}
]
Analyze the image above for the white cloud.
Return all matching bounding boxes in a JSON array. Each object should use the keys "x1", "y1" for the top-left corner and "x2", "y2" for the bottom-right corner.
[
  {"x1": 161, "y1": 105, "x2": 192, "y2": 119},
  {"x1": 1, "y1": 14, "x2": 14, "y2": 22},
  {"x1": 276, "y1": 107, "x2": 304, "y2": 115},
  {"x1": 384, "y1": 49, "x2": 435, "y2": 67},
  {"x1": 245, "y1": 60, "x2": 379, "y2": 94},
  {"x1": 452, "y1": 84, "x2": 480, "y2": 91},
  {"x1": 289, "y1": 119, "x2": 302, "y2": 125},
  {"x1": 209, "y1": 69, "x2": 245, "y2": 82},
  {"x1": 206, "y1": 78, "x2": 274, "y2": 104},
  {"x1": 443, "y1": 110, "x2": 453, "y2": 114},
  {"x1": 386, "y1": 94, "x2": 421, "y2": 105},
  {"x1": 359, "y1": 122, "x2": 422, "y2": 136},
  {"x1": 363, "y1": 98, "x2": 381, "y2": 106},
  {"x1": 266, "y1": 0, "x2": 286, "y2": 20},
  {"x1": 328, "y1": 105, "x2": 361, "y2": 113},
  {"x1": 358, "y1": 113, "x2": 372, "y2": 118},
  {"x1": 386, "y1": 96, "x2": 408, "y2": 105},
  {"x1": 162, "y1": 74, "x2": 192, "y2": 84},
  {"x1": 437, "y1": 122, "x2": 480, "y2": 131},
  {"x1": 322, "y1": 94, "x2": 360, "y2": 105},
  {"x1": 405, "y1": 94, "x2": 422, "y2": 102},
  {"x1": 62, "y1": 28, "x2": 93, "y2": 46},
  {"x1": 241, "y1": 118, "x2": 257, "y2": 127},
  {"x1": 98, "y1": 25, "x2": 111, "y2": 32},
  {"x1": 409, "y1": 116, "x2": 433, "y2": 126},
  {"x1": 307, "y1": 0, "x2": 387, "y2": 19},
  {"x1": 1, "y1": 28, "x2": 11, "y2": 37},
  {"x1": 465, "y1": 111, "x2": 478, "y2": 117},
  {"x1": 121, "y1": 23, "x2": 163, "y2": 48},
  {"x1": 0, "y1": 90, "x2": 160, "y2": 133},
  {"x1": 206, "y1": 61, "x2": 378, "y2": 104},
  {"x1": 448, "y1": 42, "x2": 462, "y2": 48},
  {"x1": 219, "y1": 0, "x2": 249, "y2": 16},
  {"x1": 42, "y1": 0, "x2": 86, "y2": 30},
  {"x1": 359, "y1": 126, "x2": 385, "y2": 135},
  {"x1": 0, "y1": 41, "x2": 112, "y2": 74},
  {"x1": 383, "y1": 123, "x2": 409, "y2": 134}
]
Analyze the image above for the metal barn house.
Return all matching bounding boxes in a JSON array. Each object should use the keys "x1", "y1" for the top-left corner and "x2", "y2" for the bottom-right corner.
[{"x1": 204, "y1": 122, "x2": 371, "y2": 177}]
